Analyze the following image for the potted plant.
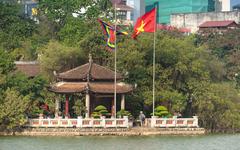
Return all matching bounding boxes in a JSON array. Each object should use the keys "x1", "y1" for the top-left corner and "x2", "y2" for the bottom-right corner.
[
  {"x1": 72, "y1": 99, "x2": 86, "y2": 118},
  {"x1": 117, "y1": 109, "x2": 132, "y2": 118},
  {"x1": 91, "y1": 105, "x2": 110, "y2": 119},
  {"x1": 152, "y1": 105, "x2": 172, "y2": 118}
]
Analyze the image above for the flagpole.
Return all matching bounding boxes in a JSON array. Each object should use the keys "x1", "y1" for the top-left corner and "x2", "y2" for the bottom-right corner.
[
  {"x1": 114, "y1": 2, "x2": 117, "y2": 118},
  {"x1": 153, "y1": 7, "x2": 156, "y2": 117}
]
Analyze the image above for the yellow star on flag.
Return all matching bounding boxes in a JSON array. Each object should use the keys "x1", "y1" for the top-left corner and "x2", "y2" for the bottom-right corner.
[{"x1": 136, "y1": 20, "x2": 146, "y2": 35}]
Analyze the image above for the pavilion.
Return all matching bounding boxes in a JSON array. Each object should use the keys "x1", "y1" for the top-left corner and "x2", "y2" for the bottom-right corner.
[{"x1": 49, "y1": 55, "x2": 133, "y2": 118}]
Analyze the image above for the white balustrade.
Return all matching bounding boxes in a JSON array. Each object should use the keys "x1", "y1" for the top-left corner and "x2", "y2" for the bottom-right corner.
[
  {"x1": 151, "y1": 116, "x2": 199, "y2": 128},
  {"x1": 27, "y1": 117, "x2": 129, "y2": 128}
]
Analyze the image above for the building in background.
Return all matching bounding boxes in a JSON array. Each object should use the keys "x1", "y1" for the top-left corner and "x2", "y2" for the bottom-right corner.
[
  {"x1": 111, "y1": 0, "x2": 134, "y2": 25},
  {"x1": 198, "y1": 20, "x2": 239, "y2": 35},
  {"x1": 132, "y1": 0, "x2": 145, "y2": 23},
  {"x1": 171, "y1": 11, "x2": 240, "y2": 33},
  {"x1": 24, "y1": 0, "x2": 38, "y2": 20},
  {"x1": 145, "y1": 0, "x2": 215, "y2": 24},
  {"x1": 215, "y1": 0, "x2": 240, "y2": 11}
]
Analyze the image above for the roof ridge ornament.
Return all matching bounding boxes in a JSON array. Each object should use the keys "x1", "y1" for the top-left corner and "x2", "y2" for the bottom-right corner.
[{"x1": 89, "y1": 53, "x2": 93, "y2": 64}]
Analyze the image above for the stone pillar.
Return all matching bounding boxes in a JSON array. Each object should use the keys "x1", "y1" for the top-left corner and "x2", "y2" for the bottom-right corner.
[
  {"x1": 85, "y1": 93, "x2": 90, "y2": 118},
  {"x1": 55, "y1": 98, "x2": 59, "y2": 118},
  {"x1": 121, "y1": 94, "x2": 125, "y2": 110},
  {"x1": 111, "y1": 99, "x2": 115, "y2": 117},
  {"x1": 65, "y1": 95, "x2": 69, "y2": 117}
]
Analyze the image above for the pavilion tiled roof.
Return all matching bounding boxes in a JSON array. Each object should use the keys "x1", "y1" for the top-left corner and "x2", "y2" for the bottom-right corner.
[
  {"x1": 50, "y1": 82, "x2": 133, "y2": 94},
  {"x1": 49, "y1": 82, "x2": 87, "y2": 93},
  {"x1": 58, "y1": 63, "x2": 123, "y2": 80},
  {"x1": 15, "y1": 61, "x2": 40, "y2": 77},
  {"x1": 89, "y1": 82, "x2": 132, "y2": 94},
  {"x1": 199, "y1": 20, "x2": 237, "y2": 28}
]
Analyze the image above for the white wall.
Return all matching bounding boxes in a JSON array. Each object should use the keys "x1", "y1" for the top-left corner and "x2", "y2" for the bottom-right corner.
[{"x1": 171, "y1": 11, "x2": 240, "y2": 33}]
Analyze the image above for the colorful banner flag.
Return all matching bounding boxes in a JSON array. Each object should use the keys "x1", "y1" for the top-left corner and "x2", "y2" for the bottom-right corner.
[
  {"x1": 98, "y1": 19, "x2": 128, "y2": 50},
  {"x1": 132, "y1": 8, "x2": 156, "y2": 39}
]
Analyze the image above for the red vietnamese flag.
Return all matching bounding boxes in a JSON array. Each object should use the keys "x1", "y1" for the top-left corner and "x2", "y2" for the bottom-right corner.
[{"x1": 132, "y1": 8, "x2": 156, "y2": 39}]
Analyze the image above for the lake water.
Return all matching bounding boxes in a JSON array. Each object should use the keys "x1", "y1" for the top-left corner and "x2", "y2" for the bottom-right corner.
[{"x1": 0, "y1": 134, "x2": 240, "y2": 150}]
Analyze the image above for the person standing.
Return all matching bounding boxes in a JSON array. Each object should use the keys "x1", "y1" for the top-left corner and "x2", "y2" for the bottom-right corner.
[{"x1": 139, "y1": 111, "x2": 145, "y2": 127}]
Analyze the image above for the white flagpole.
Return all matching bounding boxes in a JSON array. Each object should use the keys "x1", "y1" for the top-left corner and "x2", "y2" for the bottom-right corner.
[
  {"x1": 153, "y1": 7, "x2": 156, "y2": 117},
  {"x1": 114, "y1": 2, "x2": 117, "y2": 118}
]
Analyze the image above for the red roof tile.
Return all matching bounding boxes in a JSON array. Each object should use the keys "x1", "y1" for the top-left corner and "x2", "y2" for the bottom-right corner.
[
  {"x1": 15, "y1": 61, "x2": 40, "y2": 77},
  {"x1": 58, "y1": 63, "x2": 123, "y2": 80},
  {"x1": 199, "y1": 20, "x2": 237, "y2": 28}
]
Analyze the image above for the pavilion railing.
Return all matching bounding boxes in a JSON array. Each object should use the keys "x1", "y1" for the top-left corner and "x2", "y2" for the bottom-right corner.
[
  {"x1": 150, "y1": 116, "x2": 199, "y2": 128},
  {"x1": 26, "y1": 116, "x2": 129, "y2": 128}
]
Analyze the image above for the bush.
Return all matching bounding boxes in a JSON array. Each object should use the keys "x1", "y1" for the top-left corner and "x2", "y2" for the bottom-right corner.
[
  {"x1": 152, "y1": 105, "x2": 171, "y2": 118},
  {"x1": 117, "y1": 109, "x2": 132, "y2": 118},
  {"x1": 91, "y1": 105, "x2": 110, "y2": 118},
  {"x1": 72, "y1": 99, "x2": 86, "y2": 117},
  {"x1": 94, "y1": 105, "x2": 107, "y2": 112}
]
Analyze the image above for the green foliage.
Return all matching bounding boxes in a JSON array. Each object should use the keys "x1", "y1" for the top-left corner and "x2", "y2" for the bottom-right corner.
[
  {"x1": 39, "y1": 40, "x2": 86, "y2": 81},
  {"x1": 39, "y1": 0, "x2": 112, "y2": 27},
  {"x1": 0, "y1": 89, "x2": 31, "y2": 129},
  {"x1": 117, "y1": 109, "x2": 132, "y2": 118},
  {"x1": 72, "y1": 98, "x2": 86, "y2": 117},
  {"x1": 153, "y1": 106, "x2": 171, "y2": 118},
  {"x1": 94, "y1": 105, "x2": 107, "y2": 111},
  {"x1": 0, "y1": 2, "x2": 36, "y2": 50},
  {"x1": 194, "y1": 83, "x2": 240, "y2": 132},
  {"x1": 92, "y1": 105, "x2": 110, "y2": 118},
  {"x1": 0, "y1": 49, "x2": 15, "y2": 74},
  {"x1": 58, "y1": 17, "x2": 90, "y2": 45}
]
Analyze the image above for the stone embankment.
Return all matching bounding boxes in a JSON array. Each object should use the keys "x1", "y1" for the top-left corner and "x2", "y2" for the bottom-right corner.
[{"x1": 0, "y1": 127, "x2": 205, "y2": 136}]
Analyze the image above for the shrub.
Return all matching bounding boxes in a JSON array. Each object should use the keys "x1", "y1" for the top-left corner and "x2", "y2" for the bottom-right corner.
[
  {"x1": 92, "y1": 105, "x2": 110, "y2": 118},
  {"x1": 94, "y1": 105, "x2": 107, "y2": 112},
  {"x1": 117, "y1": 109, "x2": 132, "y2": 118},
  {"x1": 152, "y1": 105, "x2": 171, "y2": 118}
]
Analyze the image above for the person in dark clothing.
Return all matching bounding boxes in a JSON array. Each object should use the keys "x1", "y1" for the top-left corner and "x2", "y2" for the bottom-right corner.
[{"x1": 139, "y1": 111, "x2": 145, "y2": 127}]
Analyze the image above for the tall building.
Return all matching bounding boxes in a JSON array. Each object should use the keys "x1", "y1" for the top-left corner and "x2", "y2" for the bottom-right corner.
[
  {"x1": 145, "y1": 0, "x2": 215, "y2": 24},
  {"x1": 132, "y1": 0, "x2": 145, "y2": 23},
  {"x1": 215, "y1": 0, "x2": 240, "y2": 11}
]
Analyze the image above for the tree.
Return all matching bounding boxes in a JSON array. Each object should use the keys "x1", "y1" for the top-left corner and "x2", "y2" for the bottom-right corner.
[
  {"x1": 39, "y1": 40, "x2": 87, "y2": 80},
  {"x1": 0, "y1": 2, "x2": 36, "y2": 51},
  {"x1": 0, "y1": 89, "x2": 31, "y2": 129},
  {"x1": 193, "y1": 83, "x2": 240, "y2": 132},
  {"x1": 58, "y1": 16, "x2": 90, "y2": 46},
  {"x1": 39, "y1": 0, "x2": 112, "y2": 27}
]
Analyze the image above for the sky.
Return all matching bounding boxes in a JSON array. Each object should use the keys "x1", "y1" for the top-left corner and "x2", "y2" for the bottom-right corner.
[{"x1": 231, "y1": 0, "x2": 240, "y2": 7}]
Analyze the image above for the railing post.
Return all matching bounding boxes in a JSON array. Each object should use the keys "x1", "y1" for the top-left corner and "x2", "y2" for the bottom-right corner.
[
  {"x1": 193, "y1": 116, "x2": 199, "y2": 127},
  {"x1": 77, "y1": 116, "x2": 82, "y2": 128},
  {"x1": 183, "y1": 118, "x2": 187, "y2": 127},
  {"x1": 151, "y1": 116, "x2": 157, "y2": 128},
  {"x1": 173, "y1": 116, "x2": 177, "y2": 127},
  {"x1": 123, "y1": 116, "x2": 128, "y2": 128},
  {"x1": 102, "y1": 117, "x2": 106, "y2": 128}
]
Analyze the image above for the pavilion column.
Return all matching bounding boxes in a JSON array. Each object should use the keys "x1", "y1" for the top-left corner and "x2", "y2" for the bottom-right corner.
[
  {"x1": 85, "y1": 92, "x2": 90, "y2": 118},
  {"x1": 111, "y1": 99, "x2": 115, "y2": 117},
  {"x1": 55, "y1": 98, "x2": 60, "y2": 118},
  {"x1": 65, "y1": 95, "x2": 69, "y2": 117},
  {"x1": 121, "y1": 94, "x2": 125, "y2": 110}
]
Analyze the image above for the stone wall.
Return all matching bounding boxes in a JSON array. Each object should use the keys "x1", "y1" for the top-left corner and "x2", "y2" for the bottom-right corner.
[
  {"x1": 0, "y1": 127, "x2": 205, "y2": 136},
  {"x1": 171, "y1": 11, "x2": 240, "y2": 33}
]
